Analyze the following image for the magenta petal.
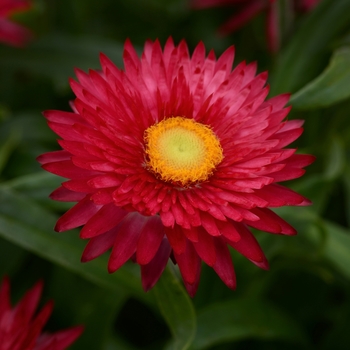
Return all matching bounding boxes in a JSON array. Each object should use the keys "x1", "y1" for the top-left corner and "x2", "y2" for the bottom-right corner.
[
  {"x1": 55, "y1": 195, "x2": 101, "y2": 232},
  {"x1": 200, "y1": 212, "x2": 221, "y2": 236},
  {"x1": 137, "y1": 215, "x2": 165, "y2": 265},
  {"x1": 165, "y1": 225, "x2": 187, "y2": 255},
  {"x1": 35, "y1": 326, "x2": 84, "y2": 350},
  {"x1": 81, "y1": 227, "x2": 118, "y2": 262},
  {"x1": 193, "y1": 226, "x2": 216, "y2": 266},
  {"x1": 80, "y1": 204, "x2": 128, "y2": 239},
  {"x1": 245, "y1": 207, "x2": 297, "y2": 235},
  {"x1": 141, "y1": 238, "x2": 172, "y2": 291},
  {"x1": 212, "y1": 238, "x2": 236, "y2": 289},
  {"x1": 228, "y1": 222, "x2": 268, "y2": 268},
  {"x1": 50, "y1": 187, "x2": 86, "y2": 202},
  {"x1": 108, "y1": 213, "x2": 147, "y2": 272},
  {"x1": 217, "y1": 220, "x2": 241, "y2": 242},
  {"x1": 14, "y1": 280, "x2": 43, "y2": 325},
  {"x1": 174, "y1": 240, "x2": 201, "y2": 285},
  {"x1": 183, "y1": 260, "x2": 201, "y2": 297}
]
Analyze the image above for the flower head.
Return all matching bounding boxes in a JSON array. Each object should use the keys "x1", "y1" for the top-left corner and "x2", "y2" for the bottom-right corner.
[
  {"x1": 38, "y1": 38, "x2": 314, "y2": 296},
  {"x1": 0, "y1": 276, "x2": 83, "y2": 350},
  {"x1": 191, "y1": 0, "x2": 321, "y2": 53},
  {"x1": 0, "y1": 0, "x2": 32, "y2": 47}
]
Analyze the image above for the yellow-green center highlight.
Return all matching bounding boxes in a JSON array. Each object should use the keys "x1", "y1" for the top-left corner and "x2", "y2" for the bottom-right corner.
[{"x1": 144, "y1": 117, "x2": 223, "y2": 186}]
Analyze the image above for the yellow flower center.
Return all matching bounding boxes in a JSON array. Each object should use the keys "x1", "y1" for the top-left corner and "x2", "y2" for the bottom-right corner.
[{"x1": 144, "y1": 117, "x2": 223, "y2": 186}]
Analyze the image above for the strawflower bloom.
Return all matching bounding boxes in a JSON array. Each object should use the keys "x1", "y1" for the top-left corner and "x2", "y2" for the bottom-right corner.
[
  {"x1": 38, "y1": 38, "x2": 314, "y2": 296},
  {"x1": 0, "y1": 277, "x2": 83, "y2": 350},
  {"x1": 0, "y1": 0, "x2": 32, "y2": 47},
  {"x1": 191, "y1": 0, "x2": 320, "y2": 53}
]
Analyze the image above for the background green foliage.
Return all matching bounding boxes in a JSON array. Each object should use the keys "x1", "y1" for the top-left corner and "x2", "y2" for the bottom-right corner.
[{"x1": 1, "y1": 0, "x2": 350, "y2": 349}]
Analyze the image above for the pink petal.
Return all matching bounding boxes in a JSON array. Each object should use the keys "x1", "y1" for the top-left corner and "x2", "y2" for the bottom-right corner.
[
  {"x1": 108, "y1": 213, "x2": 147, "y2": 272},
  {"x1": 165, "y1": 225, "x2": 187, "y2": 255},
  {"x1": 174, "y1": 240, "x2": 201, "y2": 285},
  {"x1": 212, "y1": 238, "x2": 236, "y2": 289},
  {"x1": 193, "y1": 226, "x2": 216, "y2": 266},
  {"x1": 80, "y1": 204, "x2": 128, "y2": 239},
  {"x1": 81, "y1": 227, "x2": 118, "y2": 262},
  {"x1": 137, "y1": 215, "x2": 165, "y2": 265},
  {"x1": 245, "y1": 207, "x2": 297, "y2": 235},
  {"x1": 227, "y1": 222, "x2": 268, "y2": 268},
  {"x1": 55, "y1": 195, "x2": 101, "y2": 232},
  {"x1": 141, "y1": 238, "x2": 172, "y2": 291},
  {"x1": 50, "y1": 187, "x2": 86, "y2": 202}
]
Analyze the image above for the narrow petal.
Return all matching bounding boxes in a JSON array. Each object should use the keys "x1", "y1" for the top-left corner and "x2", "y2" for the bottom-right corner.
[
  {"x1": 141, "y1": 238, "x2": 172, "y2": 291},
  {"x1": 80, "y1": 204, "x2": 128, "y2": 239},
  {"x1": 227, "y1": 222, "x2": 268, "y2": 269},
  {"x1": 212, "y1": 238, "x2": 236, "y2": 289},
  {"x1": 108, "y1": 213, "x2": 147, "y2": 272},
  {"x1": 81, "y1": 227, "x2": 118, "y2": 262},
  {"x1": 165, "y1": 225, "x2": 187, "y2": 255},
  {"x1": 55, "y1": 195, "x2": 101, "y2": 232},
  {"x1": 174, "y1": 240, "x2": 201, "y2": 285},
  {"x1": 137, "y1": 215, "x2": 165, "y2": 265},
  {"x1": 193, "y1": 226, "x2": 217, "y2": 266}
]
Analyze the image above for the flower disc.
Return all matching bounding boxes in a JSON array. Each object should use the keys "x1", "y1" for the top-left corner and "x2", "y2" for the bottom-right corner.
[{"x1": 144, "y1": 117, "x2": 223, "y2": 185}]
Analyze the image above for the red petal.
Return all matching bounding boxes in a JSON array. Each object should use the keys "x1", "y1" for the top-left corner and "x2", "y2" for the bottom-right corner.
[
  {"x1": 141, "y1": 238, "x2": 172, "y2": 291},
  {"x1": 217, "y1": 220, "x2": 241, "y2": 242},
  {"x1": 50, "y1": 187, "x2": 86, "y2": 202},
  {"x1": 42, "y1": 160, "x2": 100, "y2": 179},
  {"x1": 35, "y1": 326, "x2": 84, "y2": 350},
  {"x1": 227, "y1": 222, "x2": 268, "y2": 269},
  {"x1": 193, "y1": 226, "x2": 216, "y2": 266},
  {"x1": 256, "y1": 183, "x2": 311, "y2": 207},
  {"x1": 36, "y1": 151, "x2": 71, "y2": 165},
  {"x1": 212, "y1": 238, "x2": 236, "y2": 289},
  {"x1": 245, "y1": 207, "x2": 297, "y2": 235},
  {"x1": 81, "y1": 227, "x2": 118, "y2": 262},
  {"x1": 174, "y1": 240, "x2": 201, "y2": 285},
  {"x1": 80, "y1": 204, "x2": 128, "y2": 239},
  {"x1": 55, "y1": 195, "x2": 101, "y2": 232},
  {"x1": 183, "y1": 261, "x2": 201, "y2": 297},
  {"x1": 108, "y1": 213, "x2": 147, "y2": 272},
  {"x1": 165, "y1": 225, "x2": 187, "y2": 255},
  {"x1": 137, "y1": 216, "x2": 165, "y2": 265},
  {"x1": 200, "y1": 212, "x2": 221, "y2": 236}
]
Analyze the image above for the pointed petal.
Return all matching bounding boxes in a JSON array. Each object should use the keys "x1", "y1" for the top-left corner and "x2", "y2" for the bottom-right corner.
[{"x1": 141, "y1": 238, "x2": 172, "y2": 291}]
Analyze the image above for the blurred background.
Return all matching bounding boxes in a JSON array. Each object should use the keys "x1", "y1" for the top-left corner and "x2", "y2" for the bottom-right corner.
[{"x1": 1, "y1": 0, "x2": 350, "y2": 349}]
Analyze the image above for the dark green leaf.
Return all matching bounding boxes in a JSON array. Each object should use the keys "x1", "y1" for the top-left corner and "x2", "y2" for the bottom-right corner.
[
  {"x1": 191, "y1": 298, "x2": 307, "y2": 349},
  {"x1": 290, "y1": 47, "x2": 350, "y2": 109},
  {"x1": 0, "y1": 130, "x2": 19, "y2": 175},
  {"x1": 0, "y1": 34, "x2": 124, "y2": 91},
  {"x1": 308, "y1": 220, "x2": 350, "y2": 279},
  {"x1": 154, "y1": 267, "x2": 196, "y2": 350},
  {"x1": 270, "y1": 0, "x2": 350, "y2": 94},
  {"x1": 0, "y1": 187, "x2": 151, "y2": 304}
]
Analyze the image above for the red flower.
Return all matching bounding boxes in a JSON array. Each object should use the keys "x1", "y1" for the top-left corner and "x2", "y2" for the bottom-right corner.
[
  {"x1": 191, "y1": 0, "x2": 320, "y2": 53},
  {"x1": 0, "y1": 277, "x2": 83, "y2": 350},
  {"x1": 0, "y1": 0, "x2": 32, "y2": 47},
  {"x1": 38, "y1": 38, "x2": 314, "y2": 296}
]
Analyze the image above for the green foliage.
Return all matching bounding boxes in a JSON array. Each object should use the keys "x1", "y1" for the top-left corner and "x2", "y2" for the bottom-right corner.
[
  {"x1": 291, "y1": 47, "x2": 350, "y2": 109},
  {"x1": 1, "y1": 0, "x2": 350, "y2": 349}
]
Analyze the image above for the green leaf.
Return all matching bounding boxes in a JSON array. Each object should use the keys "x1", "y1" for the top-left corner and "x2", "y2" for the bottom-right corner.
[
  {"x1": 270, "y1": 0, "x2": 350, "y2": 95},
  {"x1": 308, "y1": 220, "x2": 350, "y2": 279},
  {"x1": 154, "y1": 267, "x2": 196, "y2": 350},
  {"x1": 0, "y1": 34, "x2": 124, "y2": 91},
  {"x1": 290, "y1": 47, "x2": 350, "y2": 109},
  {"x1": 342, "y1": 166, "x2": 350, "y2": 227},
  {"x1": 191, "y1": 298, "x2": 307, "y2": 350},
  {"x1": 0, "y1": 187, "x2": 151, "y2": 305},
  {"x1": 0, "y1": 237, "x2": 27, "y2": 277},
  {"x1": 0, "y1": 130, "x2": 19, "y2": 176}
]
